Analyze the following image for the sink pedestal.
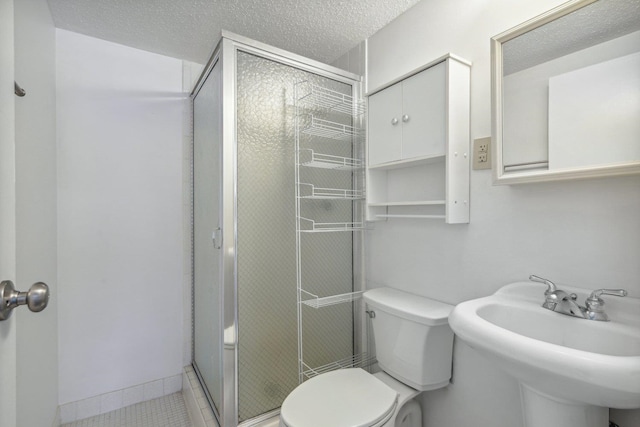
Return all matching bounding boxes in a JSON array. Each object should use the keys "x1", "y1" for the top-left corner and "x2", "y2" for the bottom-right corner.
[{"x1": 521, "y1": 384, "x2": 608, "y2": 427}]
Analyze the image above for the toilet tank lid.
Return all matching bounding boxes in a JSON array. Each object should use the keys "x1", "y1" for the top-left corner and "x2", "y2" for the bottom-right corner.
[{"x1": 363, "y1": 287, "x2": 453, "y2": 326}]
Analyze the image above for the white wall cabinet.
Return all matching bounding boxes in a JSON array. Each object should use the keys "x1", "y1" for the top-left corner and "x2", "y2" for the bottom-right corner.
[
  {"x1": 368, "y1": 61, "x2": 445, "y2": 166},
  {"x1": 366, "y1": 54, "x2": 471, "y2": 224}
]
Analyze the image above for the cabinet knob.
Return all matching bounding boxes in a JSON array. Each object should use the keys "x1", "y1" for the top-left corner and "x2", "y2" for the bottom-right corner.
[
  {"x1": 391, "y1": 118, "x2": 399, "y2": 125},
  {"x1": 402, "y1": 114, "x2": 410, "y2": 123}
]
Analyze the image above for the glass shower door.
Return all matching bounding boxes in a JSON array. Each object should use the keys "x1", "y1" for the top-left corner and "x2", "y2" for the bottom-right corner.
[
  {"x1": 193, "y1": 59, "x2": 223, "y2": 414},
  {"x1": 191, "y1": 36, "x2": 363, "y2": 426},
  {"x1": 236, "y1": 51, "x2": 357, "y2": 422}
]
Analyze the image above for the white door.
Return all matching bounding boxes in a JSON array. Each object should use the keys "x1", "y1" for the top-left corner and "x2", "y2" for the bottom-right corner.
[
  {"x1": 368, "y1": 82, "x2": 403, "y2": 166},
  {"x1": 0, "y1": 1, "x2": 18, "y2": 425},
  {"x1": 1, "y1": 2, "x2": 58, "y2": 426},
  {"x1": 401, "y1": 61, "x2": 446, "y2": 159}
]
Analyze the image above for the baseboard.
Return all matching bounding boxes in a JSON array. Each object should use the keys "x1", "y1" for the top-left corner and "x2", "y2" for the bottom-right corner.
[
  {"x1": 51, "y1": 405, "x2": 61, "y2": 427},
  {"x1": 58, "y1": 373, "x2": 183, "y2": 424}
]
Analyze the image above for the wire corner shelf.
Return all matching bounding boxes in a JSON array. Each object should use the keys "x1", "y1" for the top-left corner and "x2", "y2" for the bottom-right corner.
[
  {"x1": 298, "y1": 149, "x2": 363, "y2": 171},
  {"x1": 296, "y1": 81, "x2": 366, "y2": 116},
  {"x1": 298, "y1": 217, "x2": 365, "y2": 233},
  {"x1": 300, "y1": 290, "x2": 364, "y2": 309},
  {"x1": 301, "y1": 352, "x2": 377, "y2": 379},
  {"x1": 298, "y1": 183, "x2": 365, "y2": 200},
  {"x1": 301, "y1": 115, "x2": 361, "y2": 142}
]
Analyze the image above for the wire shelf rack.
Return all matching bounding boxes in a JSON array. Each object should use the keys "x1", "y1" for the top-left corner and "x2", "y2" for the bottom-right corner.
[
  {"x1": 301, "y1": 115, "x2": 360, "y2": 142},
  {"x1": 298, "y1": 183, "x2": 364, "y2": 200},
  {"x1": 297, "y1": 82, "x2": 366, "y2": 115},
  {"x1": 294, "y1": 79, "x2": 366, "y2": 383},
  {"x1": 298, "y1": 149, "x2": 363, "y2": 171},
  {"x1": 298, "y1": 217, "x2": 365, "y2": 233},
  {"x1": 300, "y1": 289, "x2": 364, "y2": 308},
  {"x1": 301, "y1": 352, "x2": 377, "y2": 379}
]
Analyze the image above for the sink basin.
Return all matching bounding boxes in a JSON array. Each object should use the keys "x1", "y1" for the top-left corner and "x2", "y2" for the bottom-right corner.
[
  {"x1": 477, "y1": 303, "x2": 640, "y2": 357},
  {"x1": 449, "y1": 282, "x2": 640, "y2": 427}
]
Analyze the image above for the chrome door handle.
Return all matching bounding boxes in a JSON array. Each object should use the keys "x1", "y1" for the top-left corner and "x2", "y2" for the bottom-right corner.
[
  {"x1": 212, "y1": 227, "x2": 222, "y2": 250},
  {"x1": 0, "y1": 280, "x2": 50, "y2": 321}
]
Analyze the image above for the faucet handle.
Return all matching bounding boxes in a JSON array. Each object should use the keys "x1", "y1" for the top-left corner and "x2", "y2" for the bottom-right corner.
[
  {"x1": 529, "y1": 275, "x2": 557, "y2": 294},
  {"x1": 585, "y1": 288, "x2": 627, "y2": 321},
  {"x1": 588, "y1": 289, "x2": 627, "y2": 300}
]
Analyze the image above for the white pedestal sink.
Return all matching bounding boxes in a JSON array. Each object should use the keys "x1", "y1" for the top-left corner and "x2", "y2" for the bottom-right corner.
[{"x1": 449, "y1": 282, "x2": 640, "y2": 427}]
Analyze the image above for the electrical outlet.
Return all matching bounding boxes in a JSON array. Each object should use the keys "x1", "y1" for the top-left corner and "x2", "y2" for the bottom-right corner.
[{"x1": 473, "y1": 137, "x2": 491, "y2": 170}]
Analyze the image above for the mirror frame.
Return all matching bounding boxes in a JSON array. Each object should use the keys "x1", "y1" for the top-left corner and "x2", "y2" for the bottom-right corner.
[{"x1": 491, "y1": 0, "x2": 640, "y2": 185}]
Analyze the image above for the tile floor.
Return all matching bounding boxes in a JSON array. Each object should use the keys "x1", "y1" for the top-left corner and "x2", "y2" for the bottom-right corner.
[{"x1": 61, "y1": 392, "x2": 192, "y2": 427}]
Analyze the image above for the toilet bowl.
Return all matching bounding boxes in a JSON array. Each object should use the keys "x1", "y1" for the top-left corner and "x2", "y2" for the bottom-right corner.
[{"x1": 280, "y1": 287, "x2": 454, "y2": 427}]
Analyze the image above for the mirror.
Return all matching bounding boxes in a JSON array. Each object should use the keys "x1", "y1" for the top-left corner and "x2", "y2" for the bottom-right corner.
[{"x1": 492, "y1": 0, "x2": 640, "y2": 184}]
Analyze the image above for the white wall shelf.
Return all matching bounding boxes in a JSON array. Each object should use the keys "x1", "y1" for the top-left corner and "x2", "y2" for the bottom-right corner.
[
  {"x1": 368, "y1": 200, "x2": 445, "y2": 207},
  {"x1": 376, "y1": 214, "x2": 446, "y2": 219},
  {"x1": 367, "y1": 153, "x2": 445, "y2": 170},
  {"x1": 366, "y1": 54, "x2": 471, "y2": 224}
]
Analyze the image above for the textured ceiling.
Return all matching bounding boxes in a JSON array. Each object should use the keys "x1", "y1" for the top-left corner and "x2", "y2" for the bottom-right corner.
[
  {"x1": 46, "y1": 0, "x2": 421, "y2": 65},
  {"x1": 503, "y1": 0, "x2": 640, "y2": 75}
]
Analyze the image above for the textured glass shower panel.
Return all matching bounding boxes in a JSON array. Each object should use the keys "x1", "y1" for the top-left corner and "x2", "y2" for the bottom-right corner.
[
  {"x1": 193, "y1": 61, "x2": 223, "y2": 413},
  {"x1": 236, "y1": 52, "x2": 354, "y2": 422}
]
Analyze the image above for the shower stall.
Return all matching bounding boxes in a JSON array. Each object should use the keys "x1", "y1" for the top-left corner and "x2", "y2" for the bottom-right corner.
[{"x1": 191, "y1": 32, "x2": 367, "y2": 426}]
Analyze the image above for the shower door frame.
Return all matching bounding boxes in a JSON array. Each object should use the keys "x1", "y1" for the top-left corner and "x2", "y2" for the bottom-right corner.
[{"x1": 191, "y1": 31, "x2": 365, "y2": 427}]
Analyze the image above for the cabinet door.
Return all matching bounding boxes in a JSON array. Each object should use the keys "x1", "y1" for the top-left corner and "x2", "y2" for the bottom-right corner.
[
  {"x1": 368, "y1": 82, "x2": 403, "y2": 166},
  {"x1": 401, "y1": 61, "x2": 446, "y2": 159}
]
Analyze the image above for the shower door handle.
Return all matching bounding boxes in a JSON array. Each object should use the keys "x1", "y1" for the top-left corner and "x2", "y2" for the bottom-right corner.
[
  {"x1": 212, "y1": 227, "x2": 222, "y2": 249},
  {"x1": 0, "y1": 280, "x2": 50, "y2": 320}
]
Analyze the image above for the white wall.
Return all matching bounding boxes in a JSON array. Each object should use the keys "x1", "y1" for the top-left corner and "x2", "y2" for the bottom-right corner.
[
  {"x1": 14, "y1": 0, "x2": 59, "y2": 425},
  {"x1": 56, "y1": 29, "x2": 185, "y2": 404},
  {"x1": 364, "y1": 0, "x2": 640, "y2": 426}
]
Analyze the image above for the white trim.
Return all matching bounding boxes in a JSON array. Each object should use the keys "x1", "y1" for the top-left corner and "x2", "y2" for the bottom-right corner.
[
  {"x1": 366, "y1": 53, "x2": 471, "y2": 96},
  {"x1": 57, "y1": 374, "x2": 183, "y2": 424},
  {"x1": 491, "y1": 0, "x2": 640, "y2": 184},
  {"x1": 220, "y1": 30, "x2": 361, "y2": 82},
  {"x1": 183, "y1": 366, "x2": 218, "y2": 427}
]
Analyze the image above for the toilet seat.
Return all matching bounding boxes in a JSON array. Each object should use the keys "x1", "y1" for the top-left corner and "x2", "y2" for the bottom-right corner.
[{"x1": 280, "y1": 368, "x2": 398, "y2": 427}]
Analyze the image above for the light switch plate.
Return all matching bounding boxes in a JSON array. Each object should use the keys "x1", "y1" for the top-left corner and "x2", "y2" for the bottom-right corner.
[{"x1": 473, "y1": 137, "x2": 491, "y2": 170}]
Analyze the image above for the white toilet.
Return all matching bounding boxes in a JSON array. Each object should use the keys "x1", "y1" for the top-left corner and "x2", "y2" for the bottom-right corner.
[{"x1": 280, "y1": 287, "x2": 454, "y2": 427}]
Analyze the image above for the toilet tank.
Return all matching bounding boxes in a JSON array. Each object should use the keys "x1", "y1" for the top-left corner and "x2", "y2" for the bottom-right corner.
[{"x1": 363, "y1": 287, "x2": 454, "y2": 391}]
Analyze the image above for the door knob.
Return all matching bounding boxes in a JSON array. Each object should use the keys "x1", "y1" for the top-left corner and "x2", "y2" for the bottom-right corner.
[{"x1": 0, "y1": 280, "x2": 50, "y2": 321}]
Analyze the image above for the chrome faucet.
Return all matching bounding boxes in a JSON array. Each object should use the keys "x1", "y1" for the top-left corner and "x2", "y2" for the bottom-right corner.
[{"x1": 529, "y1": 275, "x2": 627, "y2": 321}]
